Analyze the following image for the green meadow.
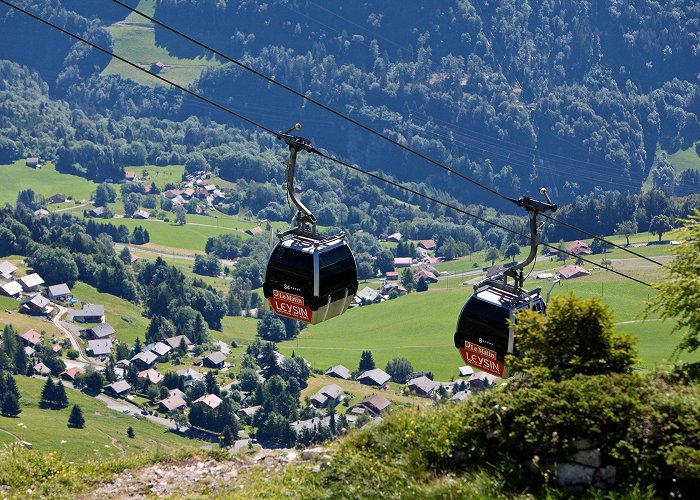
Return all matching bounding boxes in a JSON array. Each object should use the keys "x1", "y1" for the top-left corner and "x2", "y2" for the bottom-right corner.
[
  {"x1": 0, "y1": 377, "x2": 199, "y2": 462},
  {"x1": 667, "y1": 143, "x2": 700, "y2": 173},
  {"x1": 0, "y1": 161, "x2": 97, "y2": 207}
]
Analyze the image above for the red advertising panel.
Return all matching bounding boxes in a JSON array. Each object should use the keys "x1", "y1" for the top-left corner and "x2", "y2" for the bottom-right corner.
[
  {"x1": 270, "y1": 290, "x2": 313, "y2": 323},
  {"x1": 458, "y1": 341, "x2": 504, "y2": 377}
]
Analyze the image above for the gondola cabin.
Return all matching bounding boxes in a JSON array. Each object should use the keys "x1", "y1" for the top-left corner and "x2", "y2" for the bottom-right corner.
[
  {"x1": 454, "y1": 280, "x2": 545, "y2": 378},
  {"x1": 263, "y1": 232, "x2": 358, "y2": 325}
]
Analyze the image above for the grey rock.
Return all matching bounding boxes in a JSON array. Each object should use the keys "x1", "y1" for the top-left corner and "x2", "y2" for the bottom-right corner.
[
  {"x1": 557, "y1": 463, "x2": 596, "y2": 486},
  {"x1": 574, "y1": 448, "x2": 601, "y2": 468},
  {"x1": 572, "y1": 439, "x2": 592, "y2": 450}
]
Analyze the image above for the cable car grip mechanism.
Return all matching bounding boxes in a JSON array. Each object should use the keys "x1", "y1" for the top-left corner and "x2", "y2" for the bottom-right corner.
[{"x1": 277, "y1": 123, "x2": 317, "y2": 234}]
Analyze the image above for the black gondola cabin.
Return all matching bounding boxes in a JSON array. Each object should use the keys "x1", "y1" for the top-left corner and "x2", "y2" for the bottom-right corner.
[{"x1": 263, "y1": 232, "x2": 358, "y2": 325}]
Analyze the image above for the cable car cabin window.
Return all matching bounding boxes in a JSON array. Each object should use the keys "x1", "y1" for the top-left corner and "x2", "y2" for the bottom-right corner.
[
  {"x1": 318, "y1": 245, "x2": 356, "y2": 297},
  {"x1": 267, "y1": 246, "x2": 314, "y2": 295},
  {"x1": 457, "y1": 298, "x2": 510, "y2": 359}
]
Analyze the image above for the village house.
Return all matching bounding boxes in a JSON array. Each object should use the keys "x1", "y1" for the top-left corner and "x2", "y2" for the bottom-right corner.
[
  {"x1": 34, "y1": 209, "x2": 49, "y2": 219},
  {"x1": 193, "y1": 393, "x2": 223, "y2": 410},
  {"x1": 355, "y1": 394, "x2": 392, "y2": 415},
  {"x1": 24, "y1": 346, "x2": 36, "y2": 357},
  {"x1": 176, "y1": 368, "x2": 204, "y2": 387},
  {"x1": 202, "y1": 351, "x2": 227, "y2": 369},
  {"x1": 21, "y1": 294, "x2": 52, "y2": 315},
  {"x1": 406, "y1": 375, "x2": 439, "y2": 397},
  {"x1": 450, "y1": 390, "x2": 470, "y2": 402},
  {"x1": 384, "y1": 271, "x2": 399, "y2": 281},
  {"x1": 59, "y1": 367, "x2": 84, "y2": 381},
  {"x1": 418, "y1": 240, "x2": 437, "y2": 251},
  {"x1": 25, "y1": 157, "x2": 40, "y2": 168},
  {"x1": 291, "y1": 416, "x2": 331, "y2": 433},
  {"x1": 18, "y1": 273, "x2": 45, "y2": 292},
  {"x1": 0, "y1": 261, "x2": 17, "y2": 281},
  {"x1": 33, "y1": 362, "x2": 52, "y2": 376},
  {"x1": 486, "y1": 265, "x2": 507, "y2": 277},
  {"x1": 164, "y1": 189, "x2": 181, "y2": 199},
  {"x1": 104, "y1": 380, "x2": 131, "y2": 398},
  {"x1": 245, "y1": 226, "x2": 263, "y2": 236},
  {"x1": 566, "y1": 240, "x2": 592, "y2": 256},
  {"x1": 165, "y1": 335, "x2": 192, "y2": 350},
  {"x1": 132, "y1": 209, "x2": 150, "y2": 220},
  {"x1": 325, "y1": 364, "x2": 352, "y2": 380},
  {"x1": 354, "y1": 286, "x2": 381, "y2": 306},
  {"x1": 310, "y1": 384, "x2": 344, "y2": 408},
  {"x1": 386, "y1": 232, "x2": 402, "y2": 242},
  {"x1": 18, "y1": 328, "x2": 42, "y2": 348},
  {"x1": 147, "y1": 341, "x2": 172, "y2": 357},
  {"x1": 72, "y1": 304, "x2": 105, "y2": 323},
  {"x1": 381, "y1": 282, "x2": 407, "y2": 296},
  {"x1": 414, "y1": 269, "x2": 439, "y2": 284},
  {"x1": 81, "y1": 324, "x2": 116, "y2": 340},
  {"x1": 87, "y1": 206, "x2": 106, "y2": 217},
  {"x1": 466, "y1": 372, "x2": 498, "y2": 392},
  {"x1": 51, "y1": 344, "x2": 62, "y2": 355},
  {"x1": 130, "y1": 351, "x2": 158, "y2": 370},
  {"x1": 357, "y1": 368, "x2": 392, "y2": 388},
  {"x1": 238, "y1": 405, "x2": 261, "y2": 420},
  {"x1": 557, "y1": 265, "x2": 591, "y2": 280},
  {"x1": 116, "y1": 359, "x2": 131, "y2": 370},
  {"x1": 0, "y1": 281, "x2": 23, "y2": 298},
  {"x1": 158, "y1": 394, "x2": 188, "y2": 413},
  {"x1": 150, "y1": 61, "x2": 165, "y2": 73},
  {"x1": 87, "y1": 339, "x2": 113, "y2": 357},
  {"x1": 138, "y1": 369, "x2": 164, "y2": 385},
  {"x1": 49, "y1": 194, "x2": 67, "y2": 204},
  {"x1": 393, "y1": 257, "x2": 412, "y2": 268},
  {"x1": 46, "y1": 283, "x2": 71, "y2": 301},
  {"x1": 124, "y1": 171, "x2": 136, "y2": 182}
]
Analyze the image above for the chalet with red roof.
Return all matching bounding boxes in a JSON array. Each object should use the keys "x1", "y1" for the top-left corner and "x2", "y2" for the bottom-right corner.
[{"x1": 566, "y1": 240, "x2": 592, "y2": 256}]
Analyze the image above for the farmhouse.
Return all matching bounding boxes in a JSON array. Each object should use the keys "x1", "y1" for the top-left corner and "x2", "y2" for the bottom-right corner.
[
  {"x1": 59, "y1": 367, "x2": 84, "y2": 381},
  {"x1": 0, "y1": 261, "x2": 18, "y2": 277},
  {"x1": 386, "y1": 232, "x2": 402, "y2": 242},
  {"x1": 87, "y1": 339, "x2": 113, "y2": 357},
  {"x1": 104, "y1": 380, "x2": 131, "y2": 398},
  {"x1": 325, "y1": 364, "x2": 352, "y2": 380},
  {"x1": 245, "y1": 226, "x2": 263, "y2": 236},
  {"x1": 354, "y1": 286, "x2": 381, "y2": 305},
  {"x1": 33, "y1": 362, "x2": 52, "y2": 376},
  {"x1": 355, "y1": 394, "x2": 392, "y2": 415},
  {"x1": 164, "y1": 189, "x2": 181, "y2": 199},
  {"x1": 148, "y1": 342, "x2": 172, "y2": 357},
  {"x1": 203, "y1": 351, "x2": 227, "y2": 369},
  {"x1": 176, "y1": 368, "x2": 204, "y2": 387},
  {"x1": 310, "y1": 384, "x2": 344, "y2": 408},
  {"x1": 132, "y1": 209, "x2": 150, "y2": 220},
  {"x1": 393, "y1": 257, "x2": 412, "y2": 268},
  {"x1": 138, "y1": 369, "x2": 164, "y2": 385},
  {"x1": 46, "y1": 283, "x2": 71, "y2": 300},
  {"x1": 34, "y1": 209, "x2": 49, "y2": 219},
  {"x1": 238, "y1": 405, "x2": 261, "y2": 419},
  {"x1": 193, "y1": 393, "x2": 223, "y2": 409},
  {"x1": 357, "y1": 368, "x2": 392, "y2": 388},
  {"x1": 384, "y1": 271, "x2": 399, "y2": 281},
  {"x1": 158, "y1": 394, "x2": 188, "y2": 413},
  {"x1": 82, "y1": 324, "x2": 116, "y2": 340},
  {"x1": 418, "y1": 239, "x2": 437, "y2": 251},
  {"x1": 18, "y1": 273, "x2": 45, "y2": 292},
  {"x1": 406, "y1": 376, "x2": 439, "y2": 397},
  {"x1": 124, "y1": 171, "x2": 136, "y2": 181},
  {"x1": 0, "y1": 281, "x2": 23, "y2": 298},
  {"x1": 150, "y1": 61, "x2": 165, "y2": 73},
  {"x1": 26, "y1": 157, "x2": 40, "y2": 167},
  {"x1": 165, "y1": 335, "x2": 192, "y2": 349},
  {"x1": 414, "y1": 269, "x2": 439, "y2": 283},
  {"x1": 21, "y1": 294, "x2": 52, "y2": 315},
  {"x1": 558, "y1": 265, "x2": 591, "y2": 280},
  {"x1": 566, "y1": 240, "x2": 592, "y2": 256},
  {"x1": 49, "y1": 194, "x2": 67, "y2": 204},
  {"x1": 72, "y1": 304, "x2": 105, "y2": 323},
  {"x1": 18, "y1": 329, "x2": 42, "y2": 348},
  {"x1": 130, "y1": 350, "x2": 158, "y2": 370},
  {"x1": 486, "y1": 265, "x2": 507, "y2": 277},
  {"x1": 87, "y1": 207, "x2": 106, "y2": 217}
]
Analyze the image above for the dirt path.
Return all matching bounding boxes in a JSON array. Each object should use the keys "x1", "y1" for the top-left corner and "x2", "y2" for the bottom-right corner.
[
  {"x1": 96, "y1": 429, "x2": 125, "y2": 454},
  {"x1": 0, "y1": 427, "x2": 21, "y2": 443}
]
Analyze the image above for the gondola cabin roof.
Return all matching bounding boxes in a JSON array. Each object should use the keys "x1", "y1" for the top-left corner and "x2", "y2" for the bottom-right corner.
[
  {"x1": 472, "y1": 281, "x2": 542, "y2": 310},
  {"x1": 276, "y1": 232, "x2": 347, "y2": 253}
]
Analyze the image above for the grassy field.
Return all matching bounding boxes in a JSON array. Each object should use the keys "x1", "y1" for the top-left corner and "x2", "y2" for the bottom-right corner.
[
  {"x1": 0, "y1": 161, "x2": 97, "y2": 207},
  {"x1": 667, "y1": 143, "x2": 700, "y2": 173},
  {"x1": 71, "y1": 282, "x2": 148, "y2": 346},
  {"x1": 216, "y1": 316, "x2": 259, "y2": 346},
  {"x1": 0, "y1": 377, "x2": 200, "y2": 462},
  {"x1": 102, "y1": 0, "x2": 220, "y2": 87}
]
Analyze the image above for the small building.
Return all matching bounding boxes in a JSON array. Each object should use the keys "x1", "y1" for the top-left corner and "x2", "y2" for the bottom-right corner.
[
  {"x1": 245, "y1": 226, "x2": 263, "y2": 236},
  {"x1": 132, "y1": 209, "x2": 150, "y2": 220},
  {"x1": 182, "y1": 188, "x2": 195, "y2": 199},
  {"x1": 202, "y1": 351, "x2": 227, "y2": 369},
  {"x1": 138, "y1": 369, "x2": 164, "y2": 385},
  {"x1": 33, "y1": 362, "x2": 52, "y2": 376},
  {"x1": 116, "y1": 359, "x2": 131, "y2": 369},
  {"x1": 238, "y1": 405, "x2": 261, "y2": 420},
  {"x1": 104, "y1": 380, "x2": 131, "y2": 398},
  {"x1": 176, "y1": 368, "x2": 204, "y2": 387},
  {"x1": 87, "y1": 207, "x2": 106, "y2": 217},
  {"x1": 24, "y1": 346, "x2": 35, "y2": 357},
  {"x1": 466, "y1": 372, "x2": 498, "y2": 391},
  {"x1": 34, "y1": 209, "x2": 49, "y2": 219},
  {"x1": 59, "y1": 367, "x2": 84, "y2": 381},
  {"x1": 357, "y1": 368, "x2": 392, "y2": 388},
  {"x1": 164, "y1": 335, "x2": 192, "y2": 350},
  {"x1": 310, "y1": 384, "x2": 344, "y2": 408},
  {"x1": 418, "y1": 240, "x2": 437, "y2": 251},
  {"x1": 406, "y1": 376, "x2": 438, "y2": 397},
  {"x1": 49, "y1": 194, "x2": 67, "y2": 204},
  {"x1": 458, "y1": 366, "x2": 475, "y2": 377},
  {"x1": 87, "y1": 339, "x2": 113, "y2": 357},
  {"x1": 18, "y1": 329, "x2": 42, "y2": 348},
  {"x1": 124, "y1": 171, "x2": 136, "y2": 182},
  {"x1": 566, "y1": 240, "x2": 592, "y2": 257},
  {"x1": 21, "y1": 294, "x2": 52, "y2": 315},
  {"x1": 450, "y1": 390, "x2": 470, "y2": 402},
  {"x1": 158, "y1": 394, "x2": 188, "y2": 413},
  {"x1": 150, "y1": 61, "x2": 165, "y2": 73},
  {"x1": 82, "y1": 324, "x2": 116, "y2": 340},
  {"x1": 164, "y1": 189, "x2": 181, "y2": 199},
  {"x1": 149, "y1": 342, "x2": 172, "y2": 357},
  {"x1": 0, "y1": 281, "x2": 23, "y2": 298},
  {"x1": 291, "y1": 416, "x2": 330, "y2": 434},
  {"x1": 46, "y1": 283, "x2": 71, "y2": 300},
  {"x1": 18, "y1": 273, "x2": 45, "y2": 292},
  {"x1": 393, "y1": 257, "x2": 412, "y2": 268},
  {"x1": 26, "y1": 157, "x2": 40, "y2": 168},
  {"x1": 325, "y1": 364, "x2": 352, "y2": 380},
  {"x1": 535, "y1": 272, "x2": 555, "y2": 280},
  {"x1": 72, "y1": 304, "x2": 105, "y2": 323},
  {"x1": 486, "y1": 265, "x2": 506, "y2": 278},
  {"x1": 558, "y1": 265, "x2": 591, "y2": 280},
  {"x1": 0, "y1": 261, "x2": 18, "y2": 278},
  {"x1": 51, "y1": 344, "x2": 62, "y2": 355},
  {"x1": 414, "y1": 269, "x2": 439, "y2": 284},
  {"x1": 354, "y1": 286, "x2": 381, "y2": 305},
  {"x1": 355, "y1": 394, "x2": 391, "y2": 415},
  {"x1": 193, "y1": 393, "x2": 223, "y2": 409},
  {"x1": 130, "y1": 351, "x2": 159, "y2": 370},
  {"x1": 384, "y1": 271, "x2": 399, "y2": 281},
  {"x1": 386, "y1": 232, "x2": 403, "y2": 242}
]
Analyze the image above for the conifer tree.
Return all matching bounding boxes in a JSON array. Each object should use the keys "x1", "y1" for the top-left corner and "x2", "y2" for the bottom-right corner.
[
  {"x1": 40, "y1": 376, "x2": 56, "y2": 408},
  {"x1": 358, "y1": 350, "x2": 375, "y2": 372},
  {"x1": 68, "y1": 404, "x2": 84, "y2": 428},
  {"x1": 54, "y1": 381, "x2": 69, "y2": 409},
  {"x1": 1, "y1": 392, "x2": 21, "y2": 417},
  {"x1": 127, "y1": 426, "x2": 135, "y2": 438}
]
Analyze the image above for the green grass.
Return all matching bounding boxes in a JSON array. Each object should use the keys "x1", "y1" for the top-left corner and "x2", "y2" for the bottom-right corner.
[
  {"x1": 216, "y1": 316, "x2": 259, "y2": 346},
  {"x1": 0, "y1": 377, "x2": 200, "y2": 463},
  {"x1": 129, "y1": 165, "x2": 185, "y2": 189},
  {"x1": 102, "y1": 0, "x2": 220, "y2": 88},
  {"x1": 0, "y1": 161, "x2": 97, "y2": 207},
  {"x1": 667, "y1": 143, "x2": 700, "y2": 174},
  {"x1": 71, "y1": 282, "x2": 148, "y2": 346}
]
